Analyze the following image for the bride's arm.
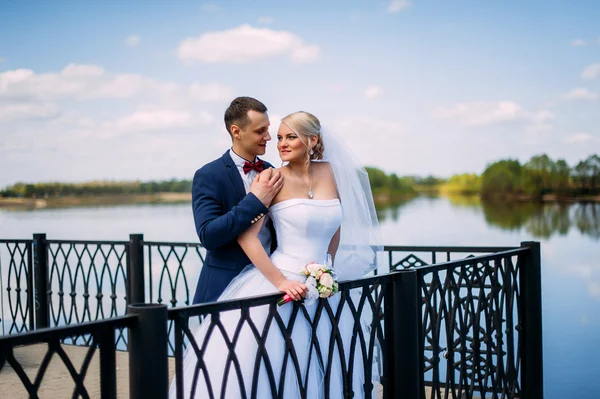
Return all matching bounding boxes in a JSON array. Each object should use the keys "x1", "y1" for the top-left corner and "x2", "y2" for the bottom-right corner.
[
  {"x1": 328, "y1": 227, "x2": 341, "y2": 265},
  {"x1": 238, "y1": 219, "x2": 307, "y2": 301}
]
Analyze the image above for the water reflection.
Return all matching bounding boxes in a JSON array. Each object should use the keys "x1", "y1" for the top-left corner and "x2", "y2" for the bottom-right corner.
[
  {"x1": 374, "y1": 197, "x2": 416, "y2": 222},
  {"x1": 378, "y1": 196, "x2": 600, "y2": 240}
]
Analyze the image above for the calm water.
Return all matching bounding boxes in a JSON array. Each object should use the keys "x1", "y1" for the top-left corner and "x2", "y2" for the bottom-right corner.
[{"x1": 1, "y1": 196, "x2": 599, "y2": 398}]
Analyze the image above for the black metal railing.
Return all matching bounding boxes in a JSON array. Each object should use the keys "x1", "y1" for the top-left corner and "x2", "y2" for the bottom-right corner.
[
  {"x1": 0, "y1": 239, "x2": 34, "y2": 335},
  {"x1": 0, "y1": 313, "x2": 136, "y2": 399},
  {"x1": 168, "y1": 275, "x2": 388, "y2": 399},
  {"x1": 0, "y1": 235, "x2": 543, "y2": 398},
  {"x1": 415, "y1": 246, "x2": 530, "y2": 399}
]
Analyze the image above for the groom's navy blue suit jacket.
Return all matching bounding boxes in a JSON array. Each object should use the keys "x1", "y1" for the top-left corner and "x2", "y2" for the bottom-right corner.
[{"x1": 192, "y1": 151, "x2": 275, "y2": 304}]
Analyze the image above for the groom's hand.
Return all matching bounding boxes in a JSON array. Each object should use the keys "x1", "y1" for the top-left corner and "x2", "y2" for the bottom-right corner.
[{"x1": 250, "y1": 169, "x2": 283, "y2": 207}]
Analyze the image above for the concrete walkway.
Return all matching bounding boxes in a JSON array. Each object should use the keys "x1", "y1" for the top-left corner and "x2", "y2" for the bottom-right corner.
[{"x1": 1, "y1": 344, "x2": 387, "y2": 398}]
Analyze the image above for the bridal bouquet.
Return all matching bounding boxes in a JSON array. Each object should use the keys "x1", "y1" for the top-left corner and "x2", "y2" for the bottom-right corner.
[{"x1": 277, "y1": 261, "x2": 339, "y2": 306}]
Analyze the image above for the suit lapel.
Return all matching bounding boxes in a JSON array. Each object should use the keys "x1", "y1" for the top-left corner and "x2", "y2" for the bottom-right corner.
[{"x1": 221, "y1": 151, "x2": 246, "y2": 201}]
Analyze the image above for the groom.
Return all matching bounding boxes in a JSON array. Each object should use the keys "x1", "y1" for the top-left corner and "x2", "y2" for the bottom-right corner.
[{"x1": 192, "y1": 97, "x2": 283, "y2": 304}]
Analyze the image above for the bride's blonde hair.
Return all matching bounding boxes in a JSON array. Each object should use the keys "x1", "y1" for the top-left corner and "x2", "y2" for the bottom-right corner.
[{"x1": 281, "y1": 111, "x2": 324, "y2": 160}]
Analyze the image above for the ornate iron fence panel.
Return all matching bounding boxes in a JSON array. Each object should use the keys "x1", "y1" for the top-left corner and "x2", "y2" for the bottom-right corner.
[
  {"x1": 144, "y1": 241, "x2": 206, "y2": 308},
  {"x1": 169, "y1": 275, "x2": 389, "y2": 399},
  {"x1": 416, "y1": 248, "x2": 526, "y2": 399},
  {"x1": 46, "y1": 240, "x2": 129, "y2": 347},
  {"x1": 0, "y1": 240, "x2": 33, "y2": 335},
  {"x1": 384, "y1": 245, "x2": 515, "y2": 272},
  {"x1": 144, "y1": 240, "x2": 206, "y2": 355},
  {"x1": 0, "y1": 314, "x2": 136, "y2": 399}
]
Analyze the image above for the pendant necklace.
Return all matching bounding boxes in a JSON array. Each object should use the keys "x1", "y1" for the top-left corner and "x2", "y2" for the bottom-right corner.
[
  {"x1": 305, "y1": 167, "x2": 314, "y2": 199},
  {"x1": 290, "y1": 164, "x2": 313, "y2": 199}
]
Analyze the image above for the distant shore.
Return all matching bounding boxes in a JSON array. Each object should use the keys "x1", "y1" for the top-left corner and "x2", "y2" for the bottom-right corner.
[
  {"x1": 1, "y1": 191, "x2": 598, "y2": 211},
  {"x1": 0, "y1": 193, "x2": 191, "y2": 210}
]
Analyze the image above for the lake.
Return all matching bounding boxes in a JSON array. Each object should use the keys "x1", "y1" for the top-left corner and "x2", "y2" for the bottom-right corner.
[{"x1": 1, "y1": 196, "x2": 599, "y2": 399}]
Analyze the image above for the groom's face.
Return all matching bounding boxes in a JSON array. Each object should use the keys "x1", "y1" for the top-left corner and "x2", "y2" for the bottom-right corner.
[{"x1": 236, "y1": 110, "x2": 271, "y2": 157}]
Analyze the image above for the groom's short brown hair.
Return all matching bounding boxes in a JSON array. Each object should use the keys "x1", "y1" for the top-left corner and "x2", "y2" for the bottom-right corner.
[{"x1": 224, "y1": 97, "x2": 268, "y2": 136}]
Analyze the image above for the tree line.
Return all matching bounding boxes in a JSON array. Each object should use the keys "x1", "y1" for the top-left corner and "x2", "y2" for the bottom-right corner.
[
  {"x1": 1, "y1": 154, "x2": 598, "y2": 200},
  {"x1": 0, "y1": 179, "x2": 192, "y2": 198},
  {"x1": 449, "y1": 154, "x2": 600, "y2": 198}
]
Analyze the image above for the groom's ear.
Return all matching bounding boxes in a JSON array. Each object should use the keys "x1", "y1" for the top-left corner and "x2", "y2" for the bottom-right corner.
[{"x1": 230, "y1": 124, "x2": 241, "y2": 140}]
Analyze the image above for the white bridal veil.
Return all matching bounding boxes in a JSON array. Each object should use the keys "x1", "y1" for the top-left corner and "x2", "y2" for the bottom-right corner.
[{"x1": 318, "y1": 127, "x2": 383, "y2": 280}]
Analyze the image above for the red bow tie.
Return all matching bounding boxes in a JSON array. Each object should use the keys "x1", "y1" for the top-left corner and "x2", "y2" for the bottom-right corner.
[{"x1": 243, "y1": 159, "x2": 264, "y2": 174}]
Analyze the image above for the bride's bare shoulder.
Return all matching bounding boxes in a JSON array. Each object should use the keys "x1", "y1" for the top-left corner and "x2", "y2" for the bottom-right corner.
[{"x1": 312, "y1": 161, "x2": 333, "y2": 176}]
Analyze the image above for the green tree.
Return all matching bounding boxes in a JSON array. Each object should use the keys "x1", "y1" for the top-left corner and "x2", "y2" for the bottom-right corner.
[{"x1": 481, "y1": 159, "x2": 523, "y2": 197}]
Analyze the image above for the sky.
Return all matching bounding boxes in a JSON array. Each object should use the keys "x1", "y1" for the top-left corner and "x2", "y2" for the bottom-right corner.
[{"x1": 1, "y1": 0, "x2": 599, "y2": 188}]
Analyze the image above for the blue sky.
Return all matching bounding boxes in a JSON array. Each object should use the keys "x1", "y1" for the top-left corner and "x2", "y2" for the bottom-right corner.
[{"x1": 1, "y1": 0, "x2": 599, "y2": 187}]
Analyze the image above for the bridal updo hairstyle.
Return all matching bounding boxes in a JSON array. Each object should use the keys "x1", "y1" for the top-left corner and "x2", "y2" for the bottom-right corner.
[{"x1": 281, "y1": 111, "x2": 325, "y2": 161}]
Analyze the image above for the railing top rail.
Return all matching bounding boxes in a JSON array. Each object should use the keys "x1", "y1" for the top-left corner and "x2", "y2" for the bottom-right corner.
[
  {"x1": 144, "y1": 242, "x2": 519, "y2": 252},
  {"x1": 414, "y1": 247, "x2": 529, "y2": 273},
  {"x1": 2, "y1": 236, "x2": 519, "y2": 253},
  {"x1": 144, "y1": 240, "x2": 203, "y2": 247},
  {"x1": 0, "y1": 315, "x2": 137, "y2": 346},
  {"x1": 45, "y1": 239, "x2": 129, "y2": 245},
  {"x1": 168, "y1": 273, "x2": 391, "y2": 319},
  {"x1": 0, "y1": 239, "x2": 32, "y2": 244},
  {"x1": 383, "y1": 245, "x2": 516, "y2": 252}
]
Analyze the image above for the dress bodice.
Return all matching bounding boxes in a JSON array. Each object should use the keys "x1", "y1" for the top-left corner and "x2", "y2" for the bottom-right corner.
[{"x1": 269, "y1": 198, "x2": 342, "y2": 273}]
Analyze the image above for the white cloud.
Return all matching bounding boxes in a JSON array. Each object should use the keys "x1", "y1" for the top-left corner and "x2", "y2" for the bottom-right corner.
[
  {"x1": 0, "y1": 64, "x2": 232, "y2": 104},
  {"x1": 571, "y1": 39, "x2": 586, "y2": 47},
  {"x1": 125, "y1": 35, "x2": 141, "y2": 48},
  {"x1": 364, "y1": 85, "x2": 382, "y2": 99},
  {"x1": 0, "y1": 65, "x2": 172, "y2": 101},
  {"x1": 387, "y1": 0, "x2": 411, "y2": 13},
  {"x1": 257, "y1": 16, "x2": 275, "y2": 25},
  {"x1": 564, "y1": 133, "x2": 598, "y2": 144},
  {"x1": 0, "y1": 102, "x2": 59, "y2": 122},
  {"x1": 177, "y1": 25, "x2": 320, "y2": 64},
  {"x1": 589, "y1": 282, "x2": 600, "y2": 299},
  {"x1": 431, "y1": 101, "x2": 554, "y2": 129},
  {"x1": 188, "y1": 82, "x2": 234, "y2": 102},
  {"x1": 564, "y1": 87, "x2": 598, "y2": 100},
  {"x1": 111, "y1": 109, "x2": 194, "y2": 132},
  {"x1": 582, "y1": 63, "x2": 600, "y2": 80},
  {"x1": 331, "y1": 115, "x2": 407, "y2": 168}
]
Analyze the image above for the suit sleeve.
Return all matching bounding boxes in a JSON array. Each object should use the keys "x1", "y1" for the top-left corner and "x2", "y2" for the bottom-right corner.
[{"x1": 192, "y1": 168, "x2": 268, "y2": 250}]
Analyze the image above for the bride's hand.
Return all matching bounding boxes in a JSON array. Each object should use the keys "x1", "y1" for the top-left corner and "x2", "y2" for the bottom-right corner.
[{"x1": 276, "y1": 279, "x2": 308, "y2": 301}]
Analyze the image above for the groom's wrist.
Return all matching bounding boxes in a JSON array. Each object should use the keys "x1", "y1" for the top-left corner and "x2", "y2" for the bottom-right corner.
[{"x1": 245, "y1": 192, "x2": 269, "y2": 212}]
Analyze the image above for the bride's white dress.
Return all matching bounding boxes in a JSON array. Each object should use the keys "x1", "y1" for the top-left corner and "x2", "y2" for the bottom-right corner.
[{"x1": 171, "y1": 198, "x2": 375, "y2": 398}]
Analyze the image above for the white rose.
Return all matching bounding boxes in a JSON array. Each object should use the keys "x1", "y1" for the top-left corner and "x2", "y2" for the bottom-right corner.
[
  {"x1": 319, "y1": 287, "x2": 332, "y2": 298},
  {"x1": 319, "y1": 273, "x2": 334, "y2": 289},
  {"x1": 306, "y1": 263, "x2": 322, "y2": 275}
]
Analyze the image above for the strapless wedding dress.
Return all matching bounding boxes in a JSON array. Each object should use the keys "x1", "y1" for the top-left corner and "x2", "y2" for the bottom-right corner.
[{"x1": 170, "y1": 199, "x2": 376, "y2": 398}]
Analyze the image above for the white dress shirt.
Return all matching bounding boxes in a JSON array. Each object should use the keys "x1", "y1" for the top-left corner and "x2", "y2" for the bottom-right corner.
[{"x1": 229, "y1": 149, "x2": 273, "y2": 254}]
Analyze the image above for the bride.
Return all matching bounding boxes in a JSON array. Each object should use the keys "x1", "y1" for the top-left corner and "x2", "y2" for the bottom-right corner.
[{"x1": 170, "y1": 111, "x2": 382, "y2": 399}]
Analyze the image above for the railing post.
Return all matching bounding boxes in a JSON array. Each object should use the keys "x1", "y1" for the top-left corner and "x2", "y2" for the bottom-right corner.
[
  {"x1": 127, "y1": 234, "x2": 145, "y2": 305},
  {"x1": 99, "y1": 326, "x2": 117, "y2": 399},
  {"x1": 26, "y1": 241, "x2": 35, "y2": 330},
  {"x1": 520, "y1": 241, "x2": 544, "y2": 399},
  {"x1": 128, "y1": 304, "x2": 168, "y2": 399},
  {"x1": 397, "y1": 270, "x2": 423, "y2": 399},
  {"x1": 383, "y1": 274, "x2": 397, "y2": 398},
  {"x1": 32, "y1": 233, "x2": 49, "y2": 329},
  {"x1": 383, "y1": 270, "x2": 422, "y2": 399}
]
